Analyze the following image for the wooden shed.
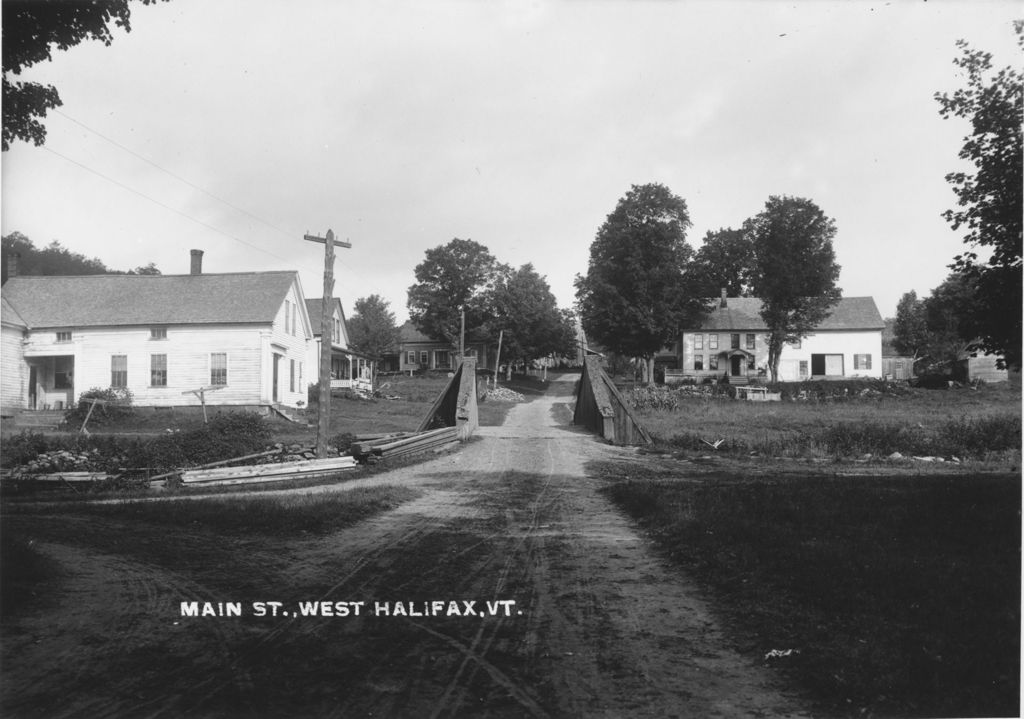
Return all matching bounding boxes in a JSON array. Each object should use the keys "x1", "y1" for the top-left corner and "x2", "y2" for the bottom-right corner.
[
  {"x1": 881, "y1": 356, "x2": 916, "y2": 381},
  {"x1": 957, "y1": 354, "x2": 1009, "y2": 383}
]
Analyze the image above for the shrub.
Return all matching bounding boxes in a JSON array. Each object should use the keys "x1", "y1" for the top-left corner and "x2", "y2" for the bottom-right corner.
[
  {"x1": 330, "y1": 432, "x2": 356, "y2": 454},
  {"x1": 774, "y1": 378, "x2": 910, "y2": 402},
  {"x1": 937, "y1": 414, "x2": 1022, "y2": 458},
  {"x1": 64, "y1": 387, "x2": 134, "y2": 426},
  {"x1": 1, "y1": 431, "x2": 51, "y2": 468},
  {"x1": 122, "y1": 412, "x2": 273, "y2": 473}
]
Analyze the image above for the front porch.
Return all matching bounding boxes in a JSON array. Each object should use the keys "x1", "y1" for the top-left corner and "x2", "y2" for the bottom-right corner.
[
  {"x1": 24, "y1": 355, "x2": 75, "y2": 410},
  {"x1": 328, "y1": 347, "x2": 376, "y2": 393}
]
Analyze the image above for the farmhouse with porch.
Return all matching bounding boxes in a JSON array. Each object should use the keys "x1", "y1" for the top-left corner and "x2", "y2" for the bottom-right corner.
[
  {"x1": 1, "y1": 250, "x2": 316, "y2": 416},
  {"x1": 305, "y1": 297, "x2": 375, "y2": 393},
  {"x1": 664, "y1": 292, "x2": 885, "y2": 384},
  {"x1": 391, "y1": 321, "x2": 489, "y2": 375}
]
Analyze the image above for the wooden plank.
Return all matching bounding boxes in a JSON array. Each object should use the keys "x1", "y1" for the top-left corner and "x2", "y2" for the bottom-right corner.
[
  {"x1": 182, "y1": 456, "x2": 357, "y2": 483},
  {"x1": 600, "y1": 371, "x2": 653, "y2": 445}
]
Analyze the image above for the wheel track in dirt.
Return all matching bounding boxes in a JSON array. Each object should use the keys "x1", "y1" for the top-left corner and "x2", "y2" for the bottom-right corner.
[
  {"x1": 175, "y1": 375, "x2": 812, "y2": 717},
  {"x1": 3, "y1": 374, "x2": 814, "y2": 718}
]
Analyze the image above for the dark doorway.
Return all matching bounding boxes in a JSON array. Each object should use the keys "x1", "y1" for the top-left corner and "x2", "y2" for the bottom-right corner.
[
  {"x1": 730, "y1": 355, "x2": 742, "y2": 376},
  {"x1": 272, "y1": 355, "x2": 281, "y2": 403},
  {"x1": 28, "y1": 366, "x2": 37, "y2": 409}
]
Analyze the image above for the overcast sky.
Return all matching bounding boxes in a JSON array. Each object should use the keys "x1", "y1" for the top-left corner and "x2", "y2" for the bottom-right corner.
[{"x1": 1, "y1": 0, "x2": 1020, "y2": 324}]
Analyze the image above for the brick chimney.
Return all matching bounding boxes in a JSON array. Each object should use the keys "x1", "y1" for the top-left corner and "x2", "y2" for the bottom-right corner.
[
  {"x1": 7, "y1": 252, "x2": 19, "y2": 279},
  {"x1": 190, "y1": 249, "x2": 204, "y2": 275},
  {"x1": 720, "y1": 287, "x2": 727, "y2": 308}
]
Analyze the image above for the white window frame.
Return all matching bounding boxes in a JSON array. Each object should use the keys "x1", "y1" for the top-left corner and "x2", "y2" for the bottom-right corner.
[
  {"x1": 210, "y1": 353, "x2": 228, "y2": 386},
  {"x1": 111, "y1": 355, "x2": 128, "y2": 388},
  {"x1": 151, "y1": 353, "x2": 167, "y2": 387}
]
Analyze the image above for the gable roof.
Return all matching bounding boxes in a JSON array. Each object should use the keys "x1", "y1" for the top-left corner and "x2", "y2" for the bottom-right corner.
[
  {"x1": 1, "y1": 272, "x2": 298, "y2": 329},
  {"x1": 693, "y1": 297, "x2": 884, "y2": 332},
  {"x1": 399, "y1": 320, "x2": 437, "y2": 344},
  {"x1": 1, "y1": 296, "x2": 27, "y2": 328},
  {"x1": 304, "y1": 298, "x2": 346, "y2": 336}
]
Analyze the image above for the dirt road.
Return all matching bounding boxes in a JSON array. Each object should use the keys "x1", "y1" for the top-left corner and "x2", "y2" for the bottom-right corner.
[{"x1": 2, "y1": 374, "x2": 810, "y2": 717}]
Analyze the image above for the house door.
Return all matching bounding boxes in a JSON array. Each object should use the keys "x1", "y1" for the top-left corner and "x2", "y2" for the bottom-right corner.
[
  {"x1": 811, "y1": 354, "x2": 844, "y2": 377},
  {"x1": 28, "y1": 366, "x2": 37, "y2": 409},
  {"x1": 272, "y1": 355, "x2": 281, "y2": 402},
  {"x1": 730, "y1": 355, "x2": 743, "y2": 376}
]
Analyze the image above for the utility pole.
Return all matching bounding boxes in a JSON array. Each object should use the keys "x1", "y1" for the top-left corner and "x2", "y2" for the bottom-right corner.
[
  {"x1": 493, "y1": 329, "x2": 503, "y2": 389},
  {"x1": 304, "y1": 229, "x2": 352, "y2": 457},
  {"x1": 459, "y1": 306, "x2": 465, "y2": 365}
]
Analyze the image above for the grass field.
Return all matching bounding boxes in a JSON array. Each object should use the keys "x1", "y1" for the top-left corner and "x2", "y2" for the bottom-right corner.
[
  {"x1": 599, "y1": 466, "x2": 1021, "y2": 718},
  {"x1": 629, "y1": 379, "x2": 1021, "y2": 462}
]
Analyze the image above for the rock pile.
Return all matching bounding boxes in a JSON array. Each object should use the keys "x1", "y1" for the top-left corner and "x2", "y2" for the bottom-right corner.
[
  {"x1": 11, "y1": 449, "x2": 109, "y2": 477},
  {"x1": 486, "y1": 386, "x2": 526, "y2": 402}
]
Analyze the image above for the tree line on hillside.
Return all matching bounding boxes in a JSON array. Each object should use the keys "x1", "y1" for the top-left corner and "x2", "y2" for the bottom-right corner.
[{"x1": 1, "y1": 231, "x2": 160, "y2": 282}]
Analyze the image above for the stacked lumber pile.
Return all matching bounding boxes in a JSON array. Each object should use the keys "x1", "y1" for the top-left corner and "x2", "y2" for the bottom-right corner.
[
  {"x1": 350, "y1": 427, "x2": 459, "y2": 463},
  {"x1": 180, "y1": 455, "x2": 357, "y2": 487}
]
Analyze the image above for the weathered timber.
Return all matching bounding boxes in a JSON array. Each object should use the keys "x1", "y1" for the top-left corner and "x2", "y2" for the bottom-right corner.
[
  {"x1": 572, "y1": 355, "x2": 652, "y2": 446},
  {"x1": 351, "y1": 426, "x2": 459, "y2": 463},
  {"x1": 416, "y1": 357, "x2": 479, "y2": 439},
  {"x1": 181, "y1": 456, "x2": 357, "y2": 484},
  {"x1": 147, "y1": 448, "x2": 283, "y2": 484}
]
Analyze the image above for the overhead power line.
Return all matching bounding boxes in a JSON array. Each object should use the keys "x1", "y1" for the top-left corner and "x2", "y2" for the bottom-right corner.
[
  {"x1": 42, "y1": 145, "x2": 292, "y2": 263},
  {"x1": 54, "y1": 109, "x2": 296, "y2": 241}
]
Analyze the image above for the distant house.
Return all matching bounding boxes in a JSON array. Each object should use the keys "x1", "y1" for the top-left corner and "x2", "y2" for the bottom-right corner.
[
  {"x1": 666, "y1": 292, "x2": 885, "y2": 384},
  {"x1": 1, "y1": 250, "x2": 312, "y2": 413},
  {"x1": 304, "y1": 297, "x2": 375, "y2": 392},
  {"x1": 394, "y1": 321, "x2": 488, "y2": 374}
]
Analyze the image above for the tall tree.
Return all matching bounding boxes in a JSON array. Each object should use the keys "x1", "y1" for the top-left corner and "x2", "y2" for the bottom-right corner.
[
  {"x1": 892, "y1": 290, "x2": 930, "y2": 360},
  {"x1": 3, "y1": 0, "x2": 169, "y2": 150},
  {"x1": 348, "y1": 294, "x2": 401, "y2": 362},
  {"x1": 747, "y1": 195, "x2": 842, "y2": 383},
  {"x1": 407, "y1": 238, "x2": 503, "y2": 350},
  {"x1": 687, "y1": 227, "x2": 756, "y2": 298},
  {"x1": 486, "y1": 264, "x2": 576, "y2": 370},
  {"x1": 934, "y1": 21, "x2": 1023, "y2": 370},
  {"x1": 574, "y1": 183, "x2": 704, "y2": 384},
  {"x1": 921, "y1": 273, "x2": 979, "y2": 374}
]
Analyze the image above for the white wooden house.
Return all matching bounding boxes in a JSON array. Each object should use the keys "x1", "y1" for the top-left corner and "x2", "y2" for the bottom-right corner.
[
  {"x1": 666, "y1": 293, "x2": 885, "y2": 384},
  {"x1": 304, "y1": 297, "x2": 375, "y2": 393},
  {"x1": 1, "y1": 253, "x2": 312, "y2": 413}
]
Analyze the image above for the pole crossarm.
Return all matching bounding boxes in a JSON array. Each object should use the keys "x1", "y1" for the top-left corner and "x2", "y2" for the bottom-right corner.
[{"x1": 304, "y1": 233, "x2": 352, "y2": 249}]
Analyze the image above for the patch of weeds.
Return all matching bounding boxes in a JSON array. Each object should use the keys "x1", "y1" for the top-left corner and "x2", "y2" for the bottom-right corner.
[{"x1": 71, "y1": 485, "x2": 421, "y2": 537}]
